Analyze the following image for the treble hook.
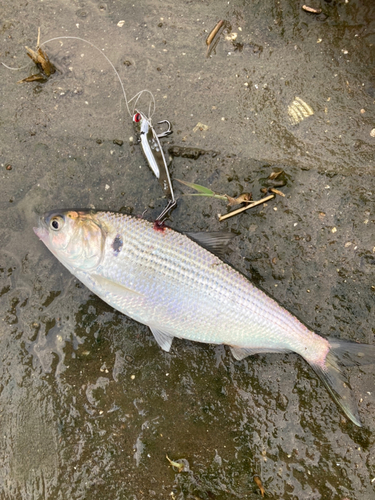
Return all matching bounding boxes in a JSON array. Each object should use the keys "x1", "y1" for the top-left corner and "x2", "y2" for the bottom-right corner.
[{"x1": 156, "y1": 119, "x2": 173, "y2": 138}]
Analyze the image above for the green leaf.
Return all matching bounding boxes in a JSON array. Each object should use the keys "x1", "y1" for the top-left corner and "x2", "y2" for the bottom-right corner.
[{"x1": 176, "y1": 179, "x2": 226, "y2": 199}]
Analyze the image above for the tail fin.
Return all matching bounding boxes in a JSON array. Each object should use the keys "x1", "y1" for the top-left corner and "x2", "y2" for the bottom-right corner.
[{"x1": 311, "y1": 339, "x2": 375, "y2": 427}]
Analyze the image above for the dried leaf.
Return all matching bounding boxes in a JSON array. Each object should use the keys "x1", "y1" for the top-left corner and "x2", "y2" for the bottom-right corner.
[
  {"x1": 193, "y1": 122, "x2": 209, "y2": 133},
  {"x1": 17, "y1": 73, "x2": 47, "y2": 84},
  {"x1": 268, "y1": 170, "x2": 284, "y2": 180},
  {"x1": 254, "y1": 476, "x2": 265, "y2": 497},
  {"x1": 225, "y1": 193, "x2": 252, "y2": 206},
  {"x1": 26, "y1": 46, "x2": 56, "y2": 76},
  {"x1": 166, "y1": 455, "x2": 184, "y2": 472}
]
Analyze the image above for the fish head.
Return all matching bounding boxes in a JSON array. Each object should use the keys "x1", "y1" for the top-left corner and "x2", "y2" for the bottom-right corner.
[{"x1": 33, "y1": 210, "x2": 105, "y2": 271}]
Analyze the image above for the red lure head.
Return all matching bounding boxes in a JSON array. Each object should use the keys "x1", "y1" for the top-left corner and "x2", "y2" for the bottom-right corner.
[{"x1": 133, "y1": 112, "x2": 142, "y2": 123}]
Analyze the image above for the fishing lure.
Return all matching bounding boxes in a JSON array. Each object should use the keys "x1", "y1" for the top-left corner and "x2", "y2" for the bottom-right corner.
[{"x1": 133, "y1": 110, "x2": 176, "y2": 221}]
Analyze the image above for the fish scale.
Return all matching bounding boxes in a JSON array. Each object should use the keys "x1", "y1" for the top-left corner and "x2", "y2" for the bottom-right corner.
[{"x1": 34, "y1": 209, "x2": 375, "y2": 426}]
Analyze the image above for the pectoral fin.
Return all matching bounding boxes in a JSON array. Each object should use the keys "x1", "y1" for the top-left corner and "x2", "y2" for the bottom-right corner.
[
  {"x1": 91, "y1": 274, "x2": 143, "y2": 297},
  {"x1": 149, "y1": 326, "x2": 174, "y2": 352},
  {"x1": 230, "y1": 346, "x2": 291, "y2": 361},
  {"x1": 186, "y1": 231, "x2": 236, "y2": 258}
]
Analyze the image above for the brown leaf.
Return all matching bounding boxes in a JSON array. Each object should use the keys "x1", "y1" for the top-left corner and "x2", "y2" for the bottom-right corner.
[
  {"x1": 26, "y1": 46, "x2": 56, "y2": 76},
  {"x1": 225, "y1": 192, "x2": 252, "y2": 206},
  {"x1": 17, "y1": 73, "x2": 47, "y2": 83},
  {"x1": 254, "y1": 476, "x2": 265, "y2": 497},
  {"x1": 268, "y1": 169, "x2": 284, "y2": 180}
]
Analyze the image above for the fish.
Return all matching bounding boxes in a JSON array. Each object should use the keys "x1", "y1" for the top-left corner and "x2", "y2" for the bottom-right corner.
[{"x1": 34, "y1": 210, "x2": 375, "y2": 426}]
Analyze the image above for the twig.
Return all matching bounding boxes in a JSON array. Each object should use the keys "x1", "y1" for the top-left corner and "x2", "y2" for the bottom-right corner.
[
  {"x1": 206, "y1": 20, "x2": 224, "y2": 46},
  {"x1": 206, "y1": 20, "x2": 227, "y2": 58},
  {"x1": 219, "y1": 194, "x2": 275, "y2": 221},
  {"x1": 302, "y1": 5, "x2": 322, "y2": 14},
  {"x1": 269, "y1": 188, "x2": 285, "y2": 197}
]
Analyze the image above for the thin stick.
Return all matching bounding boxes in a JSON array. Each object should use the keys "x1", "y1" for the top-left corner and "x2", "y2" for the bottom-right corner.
[
  {"x1": 206, "y1": 20, "x2": 226, "y2": 58},
  {"x1": 37, "y1": 27, "x2": 40, "y2": 48},
  {"x1": 206, "y1": 20, "x2": 224, "y2": 46},
  {"x1": 218, "y1": 194, "x2": 275, "y2": 221},
  {"x1": 269, "y1": 188, "x2": 285, "y2": 197},
  {"x1": 302, "y1": 5, "x2": 322, "y2": 14}
]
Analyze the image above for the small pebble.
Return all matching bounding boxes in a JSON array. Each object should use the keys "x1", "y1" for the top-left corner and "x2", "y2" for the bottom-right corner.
[
  {"x1": 6, "y1": 164, "x2": 12, "y2": 170},
  {"x1": 370, "y1": 128, "x2": 375, "y2": 137}
]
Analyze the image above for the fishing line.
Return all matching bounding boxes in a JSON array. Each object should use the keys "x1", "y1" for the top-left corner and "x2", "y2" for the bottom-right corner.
[
  {"x1": 2, "y1": 61, "x2": 31, "y2": 71},
  {"x1": 2, "y1": 35, "x2": 156, "y2": 120}
]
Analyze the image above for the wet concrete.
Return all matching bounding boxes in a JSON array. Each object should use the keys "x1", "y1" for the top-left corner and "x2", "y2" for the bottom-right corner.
[{"x1": 1, "y1": 0, "x2": 375, "y2": 498}]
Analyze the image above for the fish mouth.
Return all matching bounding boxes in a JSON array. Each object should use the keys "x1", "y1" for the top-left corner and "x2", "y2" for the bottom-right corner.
[
  {"x1": 33, "y1": 216, "x2": 48, "y2": 240},
  {"x1": 33, "y1": 226, "x2": 47, "y2": 239}
]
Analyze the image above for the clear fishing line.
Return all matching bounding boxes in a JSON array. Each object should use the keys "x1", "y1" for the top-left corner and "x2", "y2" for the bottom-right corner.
[{"x1": 2, "y1": 35, "x2": 156, "y2": 120}]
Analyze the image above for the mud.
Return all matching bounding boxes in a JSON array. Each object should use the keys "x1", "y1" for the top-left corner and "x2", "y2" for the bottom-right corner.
[{"x1": 0, "y1": 0, "x2": 374, "y2": 499}]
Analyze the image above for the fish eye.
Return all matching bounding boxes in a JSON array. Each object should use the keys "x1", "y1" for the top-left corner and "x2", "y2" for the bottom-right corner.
[
  {"x1": 50, "y1": 215, "x2": 65, "y2": 231},
  {"x1": 133, "y1": 112, "x2": 141, "y2": 123}
]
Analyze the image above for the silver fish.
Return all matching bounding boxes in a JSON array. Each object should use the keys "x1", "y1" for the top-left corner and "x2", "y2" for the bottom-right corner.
[{"x1": 34, "y1": 210, "x2": 375, "y2": 426}]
